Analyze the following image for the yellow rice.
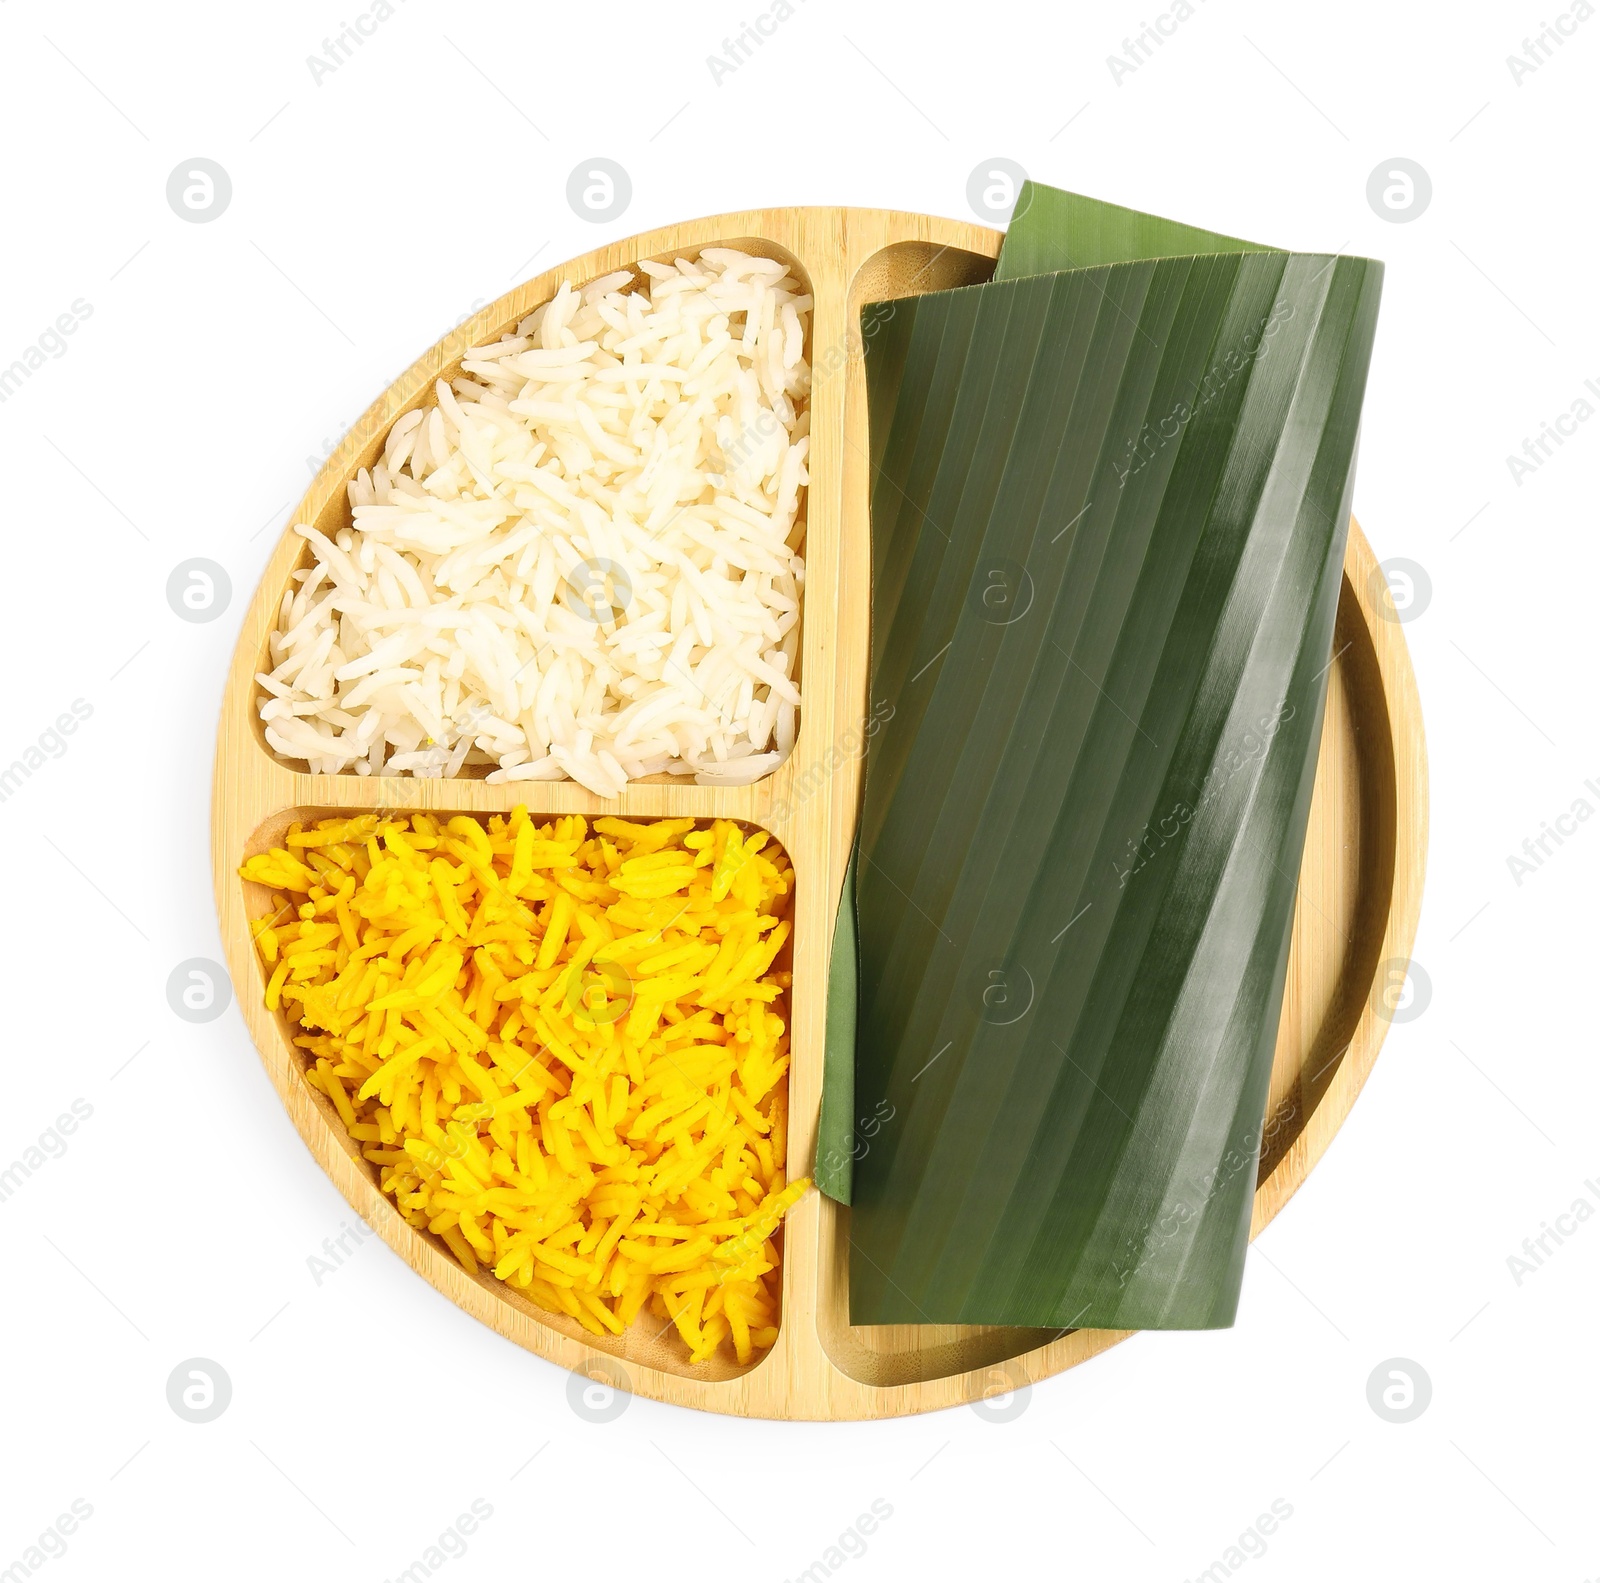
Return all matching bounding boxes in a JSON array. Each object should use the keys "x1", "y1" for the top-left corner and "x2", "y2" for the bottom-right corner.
[{"x1": 240, "y1": 806, "x2": 808, "y2": 1365}]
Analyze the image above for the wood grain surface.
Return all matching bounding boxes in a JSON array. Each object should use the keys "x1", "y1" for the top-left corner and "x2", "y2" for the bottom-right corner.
[{"x1": 212, "y1": 207, "x2": 1427, "y2": 1419}]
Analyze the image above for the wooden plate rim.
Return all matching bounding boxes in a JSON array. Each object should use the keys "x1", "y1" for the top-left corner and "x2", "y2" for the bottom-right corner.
[{"x1": 212, "y1": 206, "x2": 1427, "y2": 1419}]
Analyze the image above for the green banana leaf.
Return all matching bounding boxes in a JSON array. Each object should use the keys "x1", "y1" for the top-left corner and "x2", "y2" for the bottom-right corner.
[
  {"x1": 821, "y1": 184, "x2": 1382, "y2": 1330},
  {"x1": 1000, "y1": 181, "x2": 1263, "y2": 278},
  {"x1": 814, "y1": 851, "x2": 858, "y2": 1202}
]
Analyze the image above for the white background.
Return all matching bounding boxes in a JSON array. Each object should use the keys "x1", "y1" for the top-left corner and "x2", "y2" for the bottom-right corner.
[{"x1": 0, "y1": 0, "x2": 1593, "y2": 1578}]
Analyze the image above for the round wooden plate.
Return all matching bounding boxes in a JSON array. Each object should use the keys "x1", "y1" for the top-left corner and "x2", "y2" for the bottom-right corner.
[{"x1": 212, "y1": 207, "x2": 1427, "y2": 1419}]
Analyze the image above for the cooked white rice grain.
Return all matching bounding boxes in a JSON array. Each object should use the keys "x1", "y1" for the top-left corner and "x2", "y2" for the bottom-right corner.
[{"x1": 258, "y1": 248, "x2": 809, "y2": 791}]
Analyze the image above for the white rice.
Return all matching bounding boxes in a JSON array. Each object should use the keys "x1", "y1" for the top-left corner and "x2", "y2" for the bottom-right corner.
[{"x1": 257, "y1": 248, "x2": 809, "y2": 796}]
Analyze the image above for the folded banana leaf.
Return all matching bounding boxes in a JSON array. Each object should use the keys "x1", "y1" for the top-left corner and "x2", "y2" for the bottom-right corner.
[
  {"x1": 822, "y1": 184, "x2": 1382, "y2": 1330},
  {"x1": 1000, "y1": 182, "x2": 1262, "y2": 278}
]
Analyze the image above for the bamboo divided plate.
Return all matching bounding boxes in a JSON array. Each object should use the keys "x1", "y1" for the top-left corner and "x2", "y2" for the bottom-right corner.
[{"x1": 212, "y1": 207, "x2": 1428, "y2": 1420}]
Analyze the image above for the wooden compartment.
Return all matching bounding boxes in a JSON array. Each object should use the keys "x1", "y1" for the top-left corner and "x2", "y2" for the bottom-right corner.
[{"x1": 213, "y1": 208, "x2": 1427, "y2": 1419}]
